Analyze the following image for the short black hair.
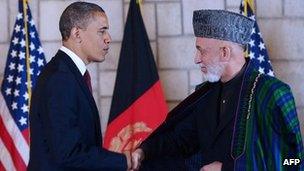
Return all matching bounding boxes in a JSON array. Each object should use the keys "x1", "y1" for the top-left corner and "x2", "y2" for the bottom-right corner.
[{"x1": 59, "y1": 1, "x2": 105, "y2": 41}]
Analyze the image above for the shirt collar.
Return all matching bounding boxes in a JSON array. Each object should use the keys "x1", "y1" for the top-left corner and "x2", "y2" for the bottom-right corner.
[{"x1": 60, "y1": 46, "x2": 87, "y2": 76}]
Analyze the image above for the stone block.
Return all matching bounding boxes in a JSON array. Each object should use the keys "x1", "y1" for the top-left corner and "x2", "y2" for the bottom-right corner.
[
  {"x1": 147, "y1": 0, "x2": 179, "y2": 1},
  {"x1": 99, "y1": 41, "x2": 156, "y2": 70},
  {"x1": 159, "y1": 70, "x2": 188, "y2": 100},
  {"x1": 92, "y1": 91, "x2": 99, "y2": 108},
  {"x1": 272, "y1": 60, "x2": 304, "y2": 108},
  {"x1": 0, "y1": 0, "x2": 8, "y2": 42},
  {"x1": 284, "y1": 0, "x2": 304, "y2": 17},
  {"x1": 151, "y1": 41, "x2": 157, "y2": 63},
  {"x1": 96, "y1": 0, "x2": 123, "y2": 41},
  {"x1": 158, "y1": 37, "x2": 197, "y2": 69},
  {"x1": 41, "y1": 41, "x2": 61, "y2": 62},
  {"x1": 99, "y1": 71, "x2": 116, "y2": 96},
  {"x1": 182, "y1": 0, "x2": 224, "y2": 34},
  {"x1": 259, "y1": 19, "x2": 304, "y2": 60},
  {"x1": 190, "y1": 69, "x2": 203, "y2": 87},
  {"x1": 226, "y1": 0, "x2": 240, "y2": 7},
  {"x1": 40, "y1": 1, "x2": 68, "y2": 41},
  {"x1": 141, "y1": 3, "x2": 156, "y2": 40},
  {"x1": 256, "y1": 0, "x2": 282, "y2": 17},
  {"x1": 99, "y1": 97, "x2": 112, "y2": 135},
  {"x1": 40, "y1": 0, "x2": 123, "y2": 41},
  {"x1": 8, "y1": 0, "x2": 17, "y2": 34},
  {"x1": 297, "y1": 107, "x2": 303, "y2": 119},
  {"x1": 0, "y1": 43, "x2": 9, "y2": 75},
  {"x1": 157, "y1": 3, "x2": 182, "y2": 36}
]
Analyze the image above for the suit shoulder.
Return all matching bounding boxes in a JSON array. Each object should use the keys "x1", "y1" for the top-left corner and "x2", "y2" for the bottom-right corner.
[
  {"x1": 36, "y1": 59, "x2": 76, "y2": 94},
  {"x1": 195, "y1": 81, "x2": 208, "y2": 91}
]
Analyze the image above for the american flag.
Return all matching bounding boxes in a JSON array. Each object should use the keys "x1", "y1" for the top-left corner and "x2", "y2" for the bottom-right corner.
[
  {"x1": 240, "y1": 0, "x2": 274, "y2": 76},
  {"x1": 0, "y1": 0, "x2": 46, "y2": 170}
]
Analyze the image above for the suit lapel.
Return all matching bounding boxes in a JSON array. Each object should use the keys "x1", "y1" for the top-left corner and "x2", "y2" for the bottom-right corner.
[{"x1": 55, "y1": 50, "x2": 100, "y2": 119}]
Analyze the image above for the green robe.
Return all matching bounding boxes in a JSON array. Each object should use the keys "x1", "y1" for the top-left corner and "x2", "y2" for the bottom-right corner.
[{"x1": 232, "y1": 69, "x2": 304, "y2": 170}]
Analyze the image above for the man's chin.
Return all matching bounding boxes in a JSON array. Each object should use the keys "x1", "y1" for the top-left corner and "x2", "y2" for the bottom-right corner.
[
  {"x1": 202, "y1": 74, "x2": 221, "y2": 83},
  {"x1": 92, "y1": 57, "x2": 106, "y2": 63}
]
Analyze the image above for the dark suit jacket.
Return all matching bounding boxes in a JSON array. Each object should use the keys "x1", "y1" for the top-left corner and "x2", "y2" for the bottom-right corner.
[
  {"x1": 28, "y1": 50, "x2": 127, "y2": 171},
  {"x1": 140, "y1": 82, "x2": 234, "y2": 171}
]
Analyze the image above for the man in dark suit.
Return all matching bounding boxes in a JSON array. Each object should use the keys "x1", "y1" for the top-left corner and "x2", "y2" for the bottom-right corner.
[{"x1": 28, "y1": 2, "x2": 130, "y2": 170}]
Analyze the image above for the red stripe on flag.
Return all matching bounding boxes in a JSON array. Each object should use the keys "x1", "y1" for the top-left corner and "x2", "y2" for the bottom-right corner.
[
  {"x1": 22, "y1": 128, "x2": 29, "y2": 144},
  {"x1": 0, "y1": 161, "x2": 5, "y2": 171},
  {"x1": 0, "y1": 117, "x2": 27, "y2": 171},
  {"x1": 103, "y1": 81, "x2": 167, "y2": 152}
]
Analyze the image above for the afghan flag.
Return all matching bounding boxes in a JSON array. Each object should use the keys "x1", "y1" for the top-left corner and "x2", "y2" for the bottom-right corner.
[{"x1": 103, "y1": 0, "x2": 168, "y2": 153}]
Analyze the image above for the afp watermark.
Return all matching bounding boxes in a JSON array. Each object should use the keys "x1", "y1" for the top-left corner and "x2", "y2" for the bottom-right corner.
[{"x1": 283, "y1": 159, "x2": 301, "y2": 166}]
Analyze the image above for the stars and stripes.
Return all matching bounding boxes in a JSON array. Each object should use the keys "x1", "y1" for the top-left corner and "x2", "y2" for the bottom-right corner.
[
  {"x1": 240, "y1": 0, "x2": 274, "y2": 76},
  {"x1": 0, "y1": 0, "x2": 46, "y2": 170}
]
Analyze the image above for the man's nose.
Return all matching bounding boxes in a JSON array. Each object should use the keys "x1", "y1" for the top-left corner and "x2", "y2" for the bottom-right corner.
[
  {"x1": 105, "y1": 32, "x2": 112, "y2": 44},
  {"x1": 194, "y1": 51, "x2": 201, "y2": 64}
]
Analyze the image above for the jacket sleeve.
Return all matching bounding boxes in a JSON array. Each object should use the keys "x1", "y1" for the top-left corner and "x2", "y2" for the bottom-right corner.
[
  {"x1": 272, "y1": 83, "x2": 304, "y2": 170},
  {"x1": 43, "y1": 73, "x2": 127, "y2": 170},
  {"x1": 140, "y1": 107, "x2": 199, "y2": 160}
]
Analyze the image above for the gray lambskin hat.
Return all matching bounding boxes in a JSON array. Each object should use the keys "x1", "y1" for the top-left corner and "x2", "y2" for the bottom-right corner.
[{"x1": 193, "y1": 9, "x2": 254, "y2": 45}]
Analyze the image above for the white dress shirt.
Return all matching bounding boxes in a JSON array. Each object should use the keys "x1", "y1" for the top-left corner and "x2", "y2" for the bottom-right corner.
[{"x1": 60, "y1": 46, "x2": 86, "y2": 76}]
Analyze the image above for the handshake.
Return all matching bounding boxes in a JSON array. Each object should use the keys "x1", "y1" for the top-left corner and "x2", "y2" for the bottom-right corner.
[
  {"x1": 124, "y1": 148, "x2": 223, "y2": 171},
  {"x1": 124, "y1": 148, "x2": 145, "y2": 171}
]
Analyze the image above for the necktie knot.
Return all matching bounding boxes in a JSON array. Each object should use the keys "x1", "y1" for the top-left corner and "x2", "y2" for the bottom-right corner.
[{"x1": 83, "y1": 70, "x2": 92, "y2": 94}]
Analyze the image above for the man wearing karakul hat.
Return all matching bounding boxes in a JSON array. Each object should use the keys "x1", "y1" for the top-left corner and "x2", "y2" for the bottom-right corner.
[{"x1": 131, "y1": 10, "x2": 304, "y2": 171}]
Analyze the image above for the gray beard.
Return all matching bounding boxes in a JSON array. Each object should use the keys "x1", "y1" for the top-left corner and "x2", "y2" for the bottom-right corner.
[{"x1": 202, "y1": 62, "x2": 225, "y2": 83}]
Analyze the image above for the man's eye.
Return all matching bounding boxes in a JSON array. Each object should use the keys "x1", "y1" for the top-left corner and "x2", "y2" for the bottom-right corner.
[{"x1": 98, "y1": 30, "x2": 105, "y2": 34}]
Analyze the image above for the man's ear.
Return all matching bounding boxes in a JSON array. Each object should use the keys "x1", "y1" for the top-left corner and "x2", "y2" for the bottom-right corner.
[
  {"x1": 220, "y1": 46, "x2": 231, "y2": 62},
  {"x1": 70, "y1": 27, "x2": 82, "y2": 43}
]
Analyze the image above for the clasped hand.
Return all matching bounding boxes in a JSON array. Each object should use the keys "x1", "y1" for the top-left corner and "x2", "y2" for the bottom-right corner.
[
  {"x1": 125, "y1": 149, "x2": 222, "y2": 171},
  {"x1": 124, "y1": 148, "x2": 144, "y2": 171}
]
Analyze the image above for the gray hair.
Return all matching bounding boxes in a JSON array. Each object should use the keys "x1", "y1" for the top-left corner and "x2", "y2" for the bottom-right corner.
[{"x1": 59, "y1": 1, "x2": 105, "y2": 41}]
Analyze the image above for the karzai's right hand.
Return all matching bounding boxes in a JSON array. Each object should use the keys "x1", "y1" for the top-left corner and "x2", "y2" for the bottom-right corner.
[{"x1": 131, "y1": 148, "x2": 144, "y2": 170}]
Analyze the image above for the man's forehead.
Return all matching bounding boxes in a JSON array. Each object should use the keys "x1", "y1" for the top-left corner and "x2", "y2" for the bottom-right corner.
[
  {"x1": 196, "y1": 37, "x2": 219, "y2": 45},
  {"x1": 93, "y1": 12, "x2": 109, "y2": 27},
  {"x1": 195, "y1": 37, "x2": 234, "y2": 47}
]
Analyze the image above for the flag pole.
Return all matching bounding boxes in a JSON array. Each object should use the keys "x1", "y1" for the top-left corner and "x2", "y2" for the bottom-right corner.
[
  {"x1": 136, "y1": 0, "x2": 142, "y2": 5},
  {"x1": 22, "y1": 0, "x2": 32, "y2": 105},
  {"x1": 136, "y1": 0, "x2": 142, "y2": 8}
]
